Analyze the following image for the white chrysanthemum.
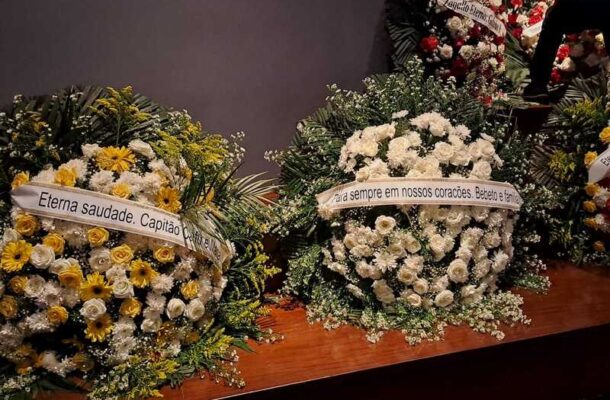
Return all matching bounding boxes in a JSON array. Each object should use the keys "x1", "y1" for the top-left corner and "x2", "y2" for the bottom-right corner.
[
  {"x1": 89, "y1": 170, "x2": 114, "y2": 193},
  {"x1": 375, "y1": 216, "x2": 396, "y2": 235},
  {"x1": 371, "y1": 279, "x2": 396, "y2": 304},
  {"x1": 128, "y1": 139, "x2": 156, "y2": 159}
]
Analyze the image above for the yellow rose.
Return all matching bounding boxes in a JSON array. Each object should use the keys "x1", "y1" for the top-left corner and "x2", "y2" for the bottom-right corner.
[
  {"x1": 110, "y1": 244, "x2": 134, "y2": 265},
  {"x1": 14, "y1": 214, "x2": 39, "y2": 237},
  {"x1": 180, "y1": 280, "x2": 199, "y2": 300},
  {"x1": 43, "y1": 233, "x2": 65, "y2": 255},
  {"x1": 47, "y1": 305, "x2": 69, "y2": 325},
  {"x1": 87, "y1": 227, "x2": 109, "y2": 247},
  {"x1": 58, "y1": 264, "x2": 84, "y2": 288},
  {"x1": 153, "y1": 246, "x2": 175, "y2": 263},
  {"x1": 585, "y1": 183, "x2": 601, "y2": 197},
  {"x1": 72, "y1": 352, "x2": 94, "y2": 372},
  {"x1": 111, "y1": 183, "x2": 132, "y2": 199},
  {"x1": 11, "y1": 172, "x2": 29, "y2": 190},
  {"x1": 593, "y1": 241, "x2": 606, "y2": 252},
  {"x1": 54, "y1": 166, "x2": 77, "y2": 187},
  {"x1": 8, "y1": 276, "x2": 28, "y2": 295},
  {"x1": 119, "y1": 297, "x2": 142, "y2": 318},
  {"x1": 0, "y1": 296, "x2": 18, "y2": 319},
  {"x1": 584, "y1": 217, "x2": 598, "y2": 229},
  {"x1": 582, "y1": 201, "x2": 597, "y2": 213},
  {"x1": 584, "y1": 151, "x2": 598, "y2": 167},
  {"x1": 600, "y1": 127, "x2": 610, "y2": 144}
]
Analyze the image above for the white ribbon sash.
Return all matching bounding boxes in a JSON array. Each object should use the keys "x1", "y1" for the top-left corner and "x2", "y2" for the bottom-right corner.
[
  {"x1": 316, "y1": 178, "x2": 522, "y2": 211},
  {"x1": 588, "y1": 147, "x2": 610, "y2": 183},
  {"x1": 11, "y1": 182, "x2": 228, "y2": 264},
  {"x1": 438, "y1": 0, "x2": 507, "y2": 36}
]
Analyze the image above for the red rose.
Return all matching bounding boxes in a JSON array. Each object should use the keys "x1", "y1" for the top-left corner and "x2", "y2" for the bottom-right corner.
[
  {"x1": 420, "y1": 36, "x2": 439, "y2": 53},
  {"x1": 494, "y1": 35, "x2": 505, "y2": 45},
  {"x1": 451, "y1": 57, "x2": 469, "y2": 78},
  {"x1": 508, "y1": 13, "x2": 518, "y2": 24},
  {"x1": 454, "y1": 38, "x2": 465, "y2": 49},
  {"x1": 512, "y1": 27, "x2": 523, "y2": 39},
  {"x1": 550, "y1": 68, "x2": 562, "y2": 83},
  {"x1": 496, "y1": 54, "x2": 504, "y2": 64},
  {"x1": 556, "y1": 44, "x2": 570, "y2": 61},
  {"x1": 470, "y1": 25, "x2": 482, "y2": 39},
  {"x1": 529, "y1": 15, "x2": 543, "y2": 25},
  {"x1": 511, "y1": 0, "x2": 523, "y2": 7}
]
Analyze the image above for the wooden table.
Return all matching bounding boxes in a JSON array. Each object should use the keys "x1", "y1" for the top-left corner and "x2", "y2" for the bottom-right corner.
[{"x1": 58, "y1": 261, "x2": 610, "y2": 399}]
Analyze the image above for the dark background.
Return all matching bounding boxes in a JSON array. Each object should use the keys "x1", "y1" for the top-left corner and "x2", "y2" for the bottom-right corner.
[{"x1": 0, "y1": 0, "x2": 391, "y2": 175}]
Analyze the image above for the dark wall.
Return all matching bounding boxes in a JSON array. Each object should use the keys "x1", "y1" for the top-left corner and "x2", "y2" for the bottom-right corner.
[{"x1": 0, "y1": 0, "x2": 391, "y2": 176}]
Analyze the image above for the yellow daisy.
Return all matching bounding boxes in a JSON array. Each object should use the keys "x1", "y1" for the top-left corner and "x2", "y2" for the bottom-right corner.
[
  {"x1": 129, "y1": 259, "x2": 158, "y2": 288},
  {"x1": 85, "y1": 313, "x2": 113, "y2": 342},
  {"x1": 79, "y1": 272, "x2": 113, "y2": 302},
  {"x1": 1, "y1": 240, "x2": 32, "y2": 273},
  {"x1": 96, "y1": 146, "x2": 135, "y2": 173},
  {"x1": 156, "y1": 186, "x2": 181, "y2": 213}
]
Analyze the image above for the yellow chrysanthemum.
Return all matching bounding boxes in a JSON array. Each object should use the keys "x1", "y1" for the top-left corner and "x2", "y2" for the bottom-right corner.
[
  {"x1": 58, "y1": 264, "x2": 83, "y2": 289},
  {"x1": 85, "y1": 313, "x2": 113, "y2": 342},
  {"x1": 584, "y1": 151, "x2": 598, "y2": 167},
  {"x1": 80, "y1": 272, "x2": 113, "y2": 302},
  {"x1": 11, "y1": 172, "x2": 29, "y2": 190},
  {"x1": 54, "y1": 166, "x2": 77, "y2": 187},
  {"x1": 96, "y1": 146, "x2": 135, "y2": 173},
  {"x1": 129, "y1": 259, "x2": 158, "y2": 288},
  {"x1": 43, "y1": 233, "x2": 65, "y2": 255},
  {"x1": 583, "y1": 200, "x2": 597, "y2": 213},
  {"x1": 153, "y1": 246, "x2": 175, "y2": 263},
  {"x1": 600, "y1": 127, "x2": 610, "y2": 144},
  {"x1": 14, "y1": 214, "x2": 39, "y2": 237},
  {"x1": 119, "y1": 297, "x2": 142, "y2": 318},
  {"x1": 1, "y1": 240, "x2": 32, "y2": 273},
  {"x1": 8, "y1": 276, "x2": 28, "y2": 295},
  {"x1": 87, "y1": 227, "x2": 109, "y2": 247},
  {"x1": 593, "y1": 241, "x2": 606, "y2": 252},
  {"x1": 47, "y1": 305, "x2": 69, "y2": 325},
  {"x1": 180, "y1": 280, "x2": 199, "y2": 300},
  {"x1": 110, "y1": 244, "x2": 134, "y2": 265},
  {"x1": 156, "y1": 186, "x2": 181, "y2": 213},
  {"x1": 111, "y1": 182, "x2": 131, "y2": 199},
  {"x1": 585, "y1": 183, "x2": 601, "y2": 197},
  {"x1": 0, "y1": 296, "x2": 19, "y2": 319}
]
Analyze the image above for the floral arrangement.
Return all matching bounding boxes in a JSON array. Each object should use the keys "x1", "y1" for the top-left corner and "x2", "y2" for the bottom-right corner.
[
  {"x1": 0, "y1": 87, "x2": 278, "y2": 399},
  {"x1": 518, "y1": 72, "x2": 610, "y2": 264},
  {"x1": 505, "y1": 0, "x2": 608, "y2": 88},
  {"x1": 268, "y1": 59, "x2": 545, "y2": 344}
]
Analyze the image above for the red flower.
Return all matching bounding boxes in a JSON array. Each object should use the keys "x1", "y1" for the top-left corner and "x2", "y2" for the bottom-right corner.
[
  {"x1": 550, "y1": 68, "x2": 562, "y2": 83},
  {"x1": 512, "y1": 27, "x2": 523, "y2": 39},
  {"x1": 470, "y1": 25, "x2": 482, "y2": 39},
  {"x1": 556, "y1": 44, "x2": 570, "y2": 61},
  {"x1": 605, "y1": 198, "x2": 610, "y2": 212},
  {"x1": 529, "y1": 15, "x2": 543, "y2": 25},
  {"x1": 508, "y1": 13, "x2": 518, "y2": 24},
  {"x1": 566, "y1": 33, "x2": 579, "y2": 42},
  {"x1": 451, "y1": 57, "x2": 469, "y2": 78},
  {"x1": 454, "y1": 38, "x2": 465, "y2": 49},
  {"x1": 494, "y1": 35, "x2": 505, "y2": 45},
  {"x1": 420, "y1": 36, "x2": 439, "y2": 53},
  {"x1": 511, "y1": 0, "x2": 523, "y2": 7}
]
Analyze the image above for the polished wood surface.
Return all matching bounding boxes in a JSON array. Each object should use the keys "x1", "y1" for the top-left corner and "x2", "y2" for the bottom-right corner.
[
  {"x1": 54, "y1": 261, "x2": 610, "y2": 399},
  {"x1": 162, "y1": 261, "x2": 610, "y2": 399}
]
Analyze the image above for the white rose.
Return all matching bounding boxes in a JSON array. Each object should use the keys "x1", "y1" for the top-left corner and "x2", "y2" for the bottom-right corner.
[
  {"x1": 470, "y1": 160, "x2": 492, "y2": 179},
  {"x1": 141, "y1": 317, "x2": 162, "y2": 333},
  {"x1": 446, "y1": 16, "x2": 463, "y2": 32},
  {"x1": 372, "y1": 279, "x2": 396, "y2": 304},
  {"x1": 432, "y1": 142, "x2": 455, "y2": 163},
  {"x1": 80, "y1": 298, "x2": 107, "y2": 321},
  {"x1": 185, "y1": 299, "x2": 206, "y2": 321},
  {"x1": 388, "y1": 243, "x2": 406, "y2": 258},
  {"x1": 128, "y1": 139, "x2": 156, "y2": 159},
  {"x1": 375, "y1": 216, "x2": 396, "y2": 235},
  {"x1": 439, "y1": 44, "x2": 453, "y2": 59},
  {"x1": 2, "y1": 228, "x2": 21, "y2": 244},
  {"x1": 86, "y1": 247, "x2": 111, "y2": 273},
  {"x1": 105, "y1": 265, "x2": 127, "y2": 283},
  {"x1": 403, "y1": 292, "x2": 422, "y2": 307},
  {"x1": 413, "y1": 278, "x2": 429, "y2": 294},
  {"x1": 459, "y1": 45, "x2": 474, "y2": 60},
  {"x1": 397, "y1": 266, "x2": 418, "y2": 284},
  {"x1": 447, "y1": 259, "x2": 469, "y2": 283},
  {"x1": 166, "y1": 298, "x2": 186, "y2": 319},
  {"x1": 112, "y1": 278, "x2": 134, "y2": 299},
  {"x1": 434, "y1": 289, "x2": 455, "y2": 307},
  {"x1": 401, "y1": 233, "x2": 421, "y2": 253},
  {"x1": 30, "y1": 244, "x2": 55, "y2": 269},
  {"x1": 25, "y1": 275, "x2": 46, "y2": 298}
]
